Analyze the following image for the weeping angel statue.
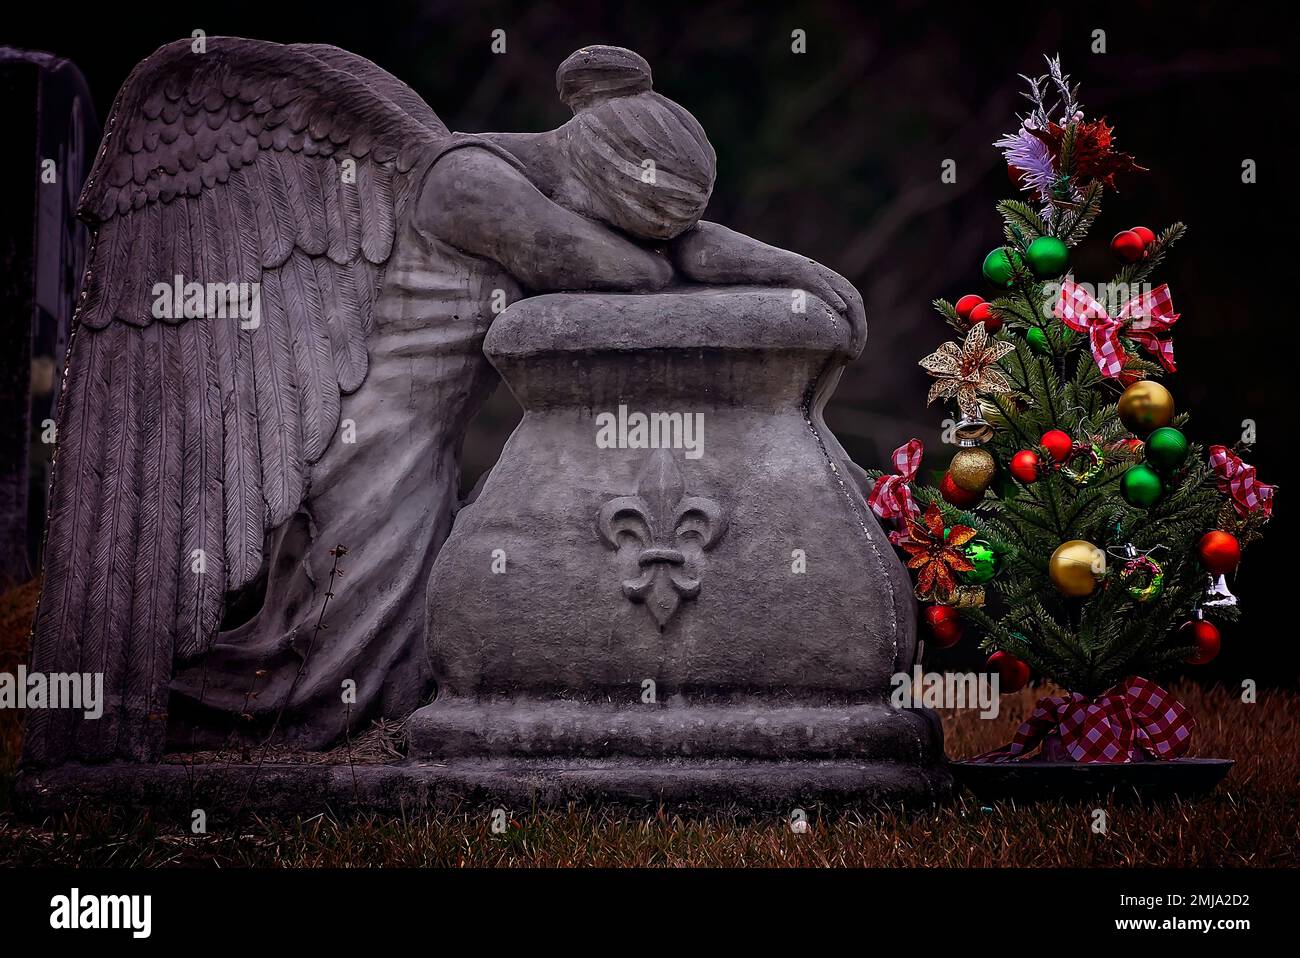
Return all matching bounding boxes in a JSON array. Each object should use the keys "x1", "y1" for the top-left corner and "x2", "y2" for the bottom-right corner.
[{"x1": 24, "y1": 39, "x2": 866, "y2": 765}]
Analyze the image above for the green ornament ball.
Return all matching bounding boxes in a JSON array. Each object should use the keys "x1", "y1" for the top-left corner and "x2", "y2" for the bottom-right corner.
[
  {"x1": 1026, "y1": 326, "x2": 1073, "y2": 355},
  {"x1": 960, "y1": 540, "x2": 998, "y2": 584},
  {"x1": 1025, "y1": 236, "x2": 1070, "y2": 277},
  {"x1": 1120, "y1": 464, "x2": 1163, "y2": 507},
  {"x1": 982, "y1": 248, "x2": 1023, "y2": 287},
  {"x1": 1144, "y1": 426, "x2": 1189, "y2": 472}
]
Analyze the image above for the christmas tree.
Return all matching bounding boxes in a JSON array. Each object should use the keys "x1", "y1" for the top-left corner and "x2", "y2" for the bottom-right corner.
[{"x1": 868, "y1": 57, "x2": 1276, "y2": 703}]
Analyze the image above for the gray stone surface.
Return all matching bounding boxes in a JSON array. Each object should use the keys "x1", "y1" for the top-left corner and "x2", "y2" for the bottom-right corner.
[
  {"x1": 409, "y1": 699, "x2": 939, "y2": 761},
  {"x1": 24, "y1": 39, "x2": 945, "y2": 808},
  {"x1": 425, "y1": 287, "x2": 914, "y2": 702},
  {"x1": 26, "y1": 39, "x2": 873, "y2": 768},
  {"x1": 411, "y1": 286, "x2": 940, "y2": 802},
  {"x1": 15, "y1": 757, "x2": 952, "y2": 818}
]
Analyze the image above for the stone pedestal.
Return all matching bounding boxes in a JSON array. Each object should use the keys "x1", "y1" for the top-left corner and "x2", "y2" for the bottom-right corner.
[{"x1": 409, "y1": 287, "x2": 950, "y2": 805}]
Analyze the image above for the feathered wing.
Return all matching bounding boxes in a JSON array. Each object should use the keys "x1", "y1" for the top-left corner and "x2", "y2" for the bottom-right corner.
[{"x1": 24, "y1": 37, "x2": 448, "y2": 765}]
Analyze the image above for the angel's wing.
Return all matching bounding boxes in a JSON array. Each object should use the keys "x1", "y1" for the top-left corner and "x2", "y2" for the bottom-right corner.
[{"x1": 24, "y1": 37, "x2": 448, "y2": 765}]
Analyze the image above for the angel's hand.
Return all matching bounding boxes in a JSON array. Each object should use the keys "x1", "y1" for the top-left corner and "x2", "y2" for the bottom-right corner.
[
  {"x1": 673, "y1": 221, "x2": 865, "y2": 350},
  {"x1": 776, "y1": 255, "x2": 865, "y2": 339}
]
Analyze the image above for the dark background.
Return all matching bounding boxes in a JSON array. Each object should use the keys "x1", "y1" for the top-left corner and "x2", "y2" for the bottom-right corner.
[{"x1": 6, "y1": 0, "x2": 1295, "y2": 683}]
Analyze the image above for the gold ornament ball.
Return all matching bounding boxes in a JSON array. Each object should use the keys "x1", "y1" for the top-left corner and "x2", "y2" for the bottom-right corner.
[
  {"x1": 1117, "y1": 380, "x2": 1175, "y2": 435},
  {"x1": 1049, "y1": 539, "x2": 1106, "y2": 597},
  {"x1": 949, "y1": 446, "x2": 997, "y2": 493}
]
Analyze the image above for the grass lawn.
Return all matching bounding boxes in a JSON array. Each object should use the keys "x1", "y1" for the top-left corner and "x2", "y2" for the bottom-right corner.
[{"x1": 2, "y1": 580, "x2": 1296, "y2": 867}]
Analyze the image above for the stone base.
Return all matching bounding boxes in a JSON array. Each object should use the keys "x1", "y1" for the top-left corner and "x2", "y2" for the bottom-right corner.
[
  {"x1": 14, "y1": 756, "x2": 952, "y2": 820},
  {"x1": 409, "y1": 697, "x2": 946, "y2": 761},
  {"x1": 15, "y1": 700, "x2": 953, "y2": 817},
  {"x1": 403, "y1": 697, "x2": 952, "y2": 810}
]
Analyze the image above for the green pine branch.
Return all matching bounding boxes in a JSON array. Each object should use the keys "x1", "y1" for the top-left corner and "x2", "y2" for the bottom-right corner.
[{"x1": 900, "y1": 88, "x2": 1267, "y2": 694}]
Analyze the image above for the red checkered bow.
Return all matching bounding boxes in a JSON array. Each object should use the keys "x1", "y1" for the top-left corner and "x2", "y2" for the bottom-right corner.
[
  {"x1": 970, "y1": 676, "x2": 1194, "y2": 764},
  {"x1": 868, "y1": 439, "x2": 923, "y2": 543},
  {"x1": 1054, "y1": 281, "x2": 1179, "y2": 379},
  {"x1": 1209, "y1": 445, "x2": 1276, "y2": 518}
]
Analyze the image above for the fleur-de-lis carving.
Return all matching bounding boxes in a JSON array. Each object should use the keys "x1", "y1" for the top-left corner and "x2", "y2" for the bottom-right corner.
[{"x1": 596, "y1": 449, "x2": 727, "y2": 628}]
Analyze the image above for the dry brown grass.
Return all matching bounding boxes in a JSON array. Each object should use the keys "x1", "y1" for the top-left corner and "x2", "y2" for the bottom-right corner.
[
  {"x1": 0, "y1": 579, "x2": 39, "y2": 789},
  {"x1": 1, "y1": 580, "x2": 1296, "y2": 867}
]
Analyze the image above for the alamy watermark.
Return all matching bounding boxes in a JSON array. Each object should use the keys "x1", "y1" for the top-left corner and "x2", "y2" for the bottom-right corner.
[
  {"x1": 890, "y1": 666, "x2": 1000, "y2": 719},
  {"x1": 595, "y1": 404, "x2": 704, "y2": 459},
  {"x1": 0, "y1": 666, "x2": 103, "y2": 719},
  {"x1": 151, "y1": 274, "x2": 261, "y2": 329},
  {"x1": 1040, "y1": 280, "x2": 1157, "y2": 318},
  {"x1": 50, "y1": 888, "x2": 151, "y2": 938}
]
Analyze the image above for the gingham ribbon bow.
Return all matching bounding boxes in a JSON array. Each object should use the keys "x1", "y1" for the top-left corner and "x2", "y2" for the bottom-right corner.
[
  {"x1": 970, "y1": 676, "x2": 1194, "y2": 764},
  {"x1": 1209, "y1": 445, "x2": 1276, "y2": 518},
  {"x1": 867, "y1": 439, "x2": 923, "y2": 530},
  {"x1": 1054, "y1": 281, "x2": 1179, "y2": 379}
]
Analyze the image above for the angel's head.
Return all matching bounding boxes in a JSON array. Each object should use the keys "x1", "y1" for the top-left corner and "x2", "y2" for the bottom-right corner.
[{"x1": 555, "y1": 46, "x2": 716, "y2": 241}]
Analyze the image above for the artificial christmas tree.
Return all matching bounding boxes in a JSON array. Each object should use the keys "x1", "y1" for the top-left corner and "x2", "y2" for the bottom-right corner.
[{"x1": 868, "y1": 57, "x2": 1276, "y2": 784}]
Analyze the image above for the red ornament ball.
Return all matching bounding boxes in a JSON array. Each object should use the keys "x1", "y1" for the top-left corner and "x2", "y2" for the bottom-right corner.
[
  {"x1": 1040, "y1": 429, "x2": 1073, "y2": 463},
  {"x1": 1182, "y1": 619, "x2": 1221, "y2": 665},
  {"x1": 940, "y1": 471, "x2": 984, "y2": 507},
  {"x1": 955, "y1": 294, "x2": 984, "y2": 323},
  {"x1": 1198, "y1": 530, "x2": 1241, "y2": 576},
  {"x1": 1010, "y1": 449, "x2": 1041, "y2": 483},
  {"x1": 988, "y1": 651, "x2": 1030, "y2": 693},
  {"x1": 1130, "y1": 226, "x2": 1156, "y2": 247},
  {"x1": 968, "y1": 302, "x2": 1002, "y2": 333},
  {"x1": 1008, "y1": 165, "x2": 1025, "y2": 187},
  {"x1": 1111, "y1": 229, "x2": 1146, "y2": 263},
  {"x1": 924, "y1": 605, "x2": 963, "y2": 648}
]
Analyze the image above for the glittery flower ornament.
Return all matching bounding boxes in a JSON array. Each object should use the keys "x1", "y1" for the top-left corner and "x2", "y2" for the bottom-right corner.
[
  {"x1": 919, "y1": 321, "x2": 1015, "y2": 420},
  {"x1": 900, "y1": 501, "x2": 976, "y2": 600}
]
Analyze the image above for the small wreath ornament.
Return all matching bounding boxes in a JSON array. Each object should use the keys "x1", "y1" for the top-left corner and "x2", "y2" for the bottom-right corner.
[
  {"x1": 1061, "y1": 439, "x2": 1105, "y2": 486},
  {"x1": 1117, "y1": 549, "x2": 1165, "y2": 603}
]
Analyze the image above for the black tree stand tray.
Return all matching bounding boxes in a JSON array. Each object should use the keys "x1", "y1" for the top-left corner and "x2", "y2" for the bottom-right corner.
[{"x1": 950, "y1": 758, "x2": 1234, "y2": 802}]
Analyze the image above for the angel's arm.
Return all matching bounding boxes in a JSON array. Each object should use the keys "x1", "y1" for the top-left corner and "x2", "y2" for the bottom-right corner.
[
  {"x1": 671, "y1": 221, "x2": 865, "y2": 352},
  {"x1": 418, "y1": 148, "x2": 674, "y2": 292},
  {"x1": 674, "y1": 220, "x2": 870, "y2": 487}
]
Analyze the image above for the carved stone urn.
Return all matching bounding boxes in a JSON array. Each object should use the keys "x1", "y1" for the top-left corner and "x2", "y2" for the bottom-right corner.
[{"x1": 409, "y1": 286, "x2": 951, "y2": 805}]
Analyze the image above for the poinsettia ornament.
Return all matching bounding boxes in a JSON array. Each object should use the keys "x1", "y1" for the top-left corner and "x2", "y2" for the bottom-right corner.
[
  {"x1": 1029, "y1": 117, "x2": 1145, "y2": 189},
  {"x1": 900, "y1": 501, "x2": 977, "y2": 601},
  {"x1": 919, "y1": 321, "x2": 1015, "y2": 420}
]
